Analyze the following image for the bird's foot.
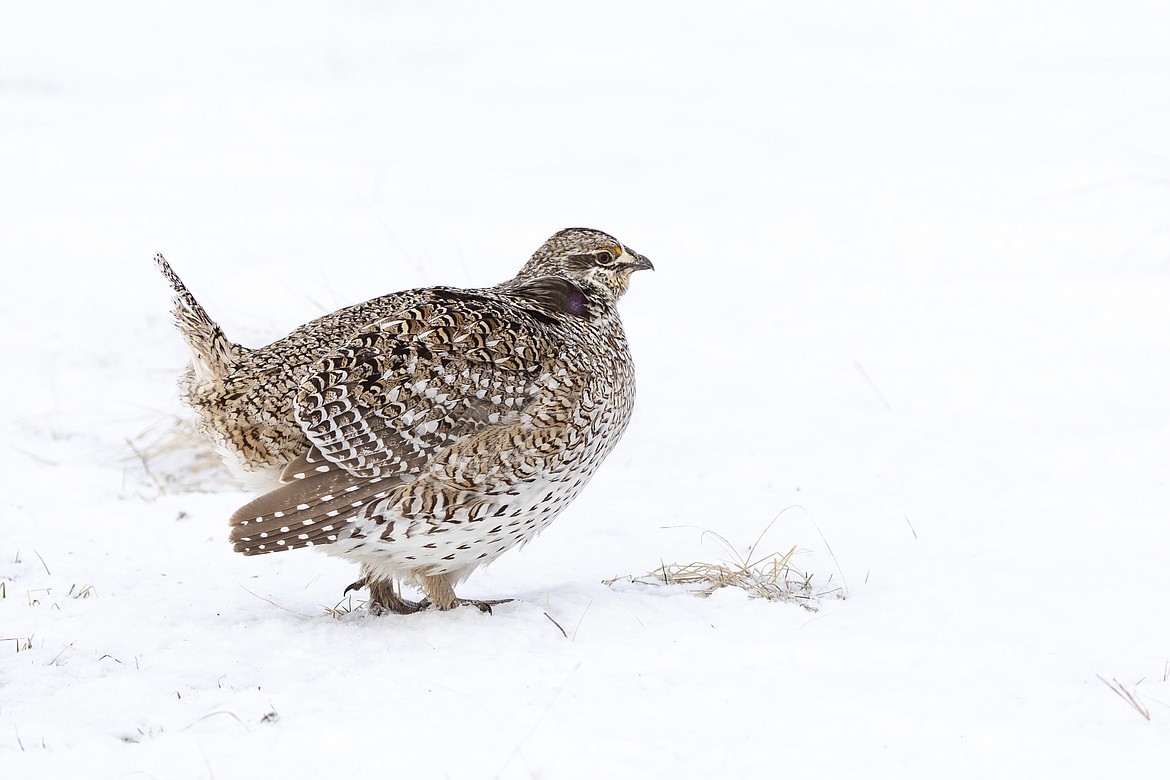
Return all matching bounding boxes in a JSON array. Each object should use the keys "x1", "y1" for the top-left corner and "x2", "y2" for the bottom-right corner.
[
  {"x1": 428, "y1": 597, "x2": 514, "y2": 614},
  {"x1": 463, "y1": 597, "x2": 513, "y2": 614},
  {"x1": 417, "y1": 573, "x2": 512, "y2": 613},
  {"x1": 344, "y1": 577, "x2": 427, "y2": 615}
]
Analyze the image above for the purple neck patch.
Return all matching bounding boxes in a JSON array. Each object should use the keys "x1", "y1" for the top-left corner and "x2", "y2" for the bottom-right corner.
[{"x1": 565, "y1": 288, "x2": 587, "y2": 316}]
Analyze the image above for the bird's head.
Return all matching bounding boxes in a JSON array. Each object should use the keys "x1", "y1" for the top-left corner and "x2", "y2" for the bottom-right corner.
[{"x1": 514, "y1": 228, "x2": 654, "y2": 304}]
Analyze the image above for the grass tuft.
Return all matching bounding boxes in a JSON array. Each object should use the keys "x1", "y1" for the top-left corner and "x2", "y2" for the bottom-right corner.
[
  {"x1": 1098, "y1": 676, "x2": 1151, "y2": 721},
  {"x1": 67, "y1": 584, "x2": 96, "y2": 599},
  {"x1": 3, "y1": 635, "x2": 35, "y2": 653},
  {"x1": 605, "y1": 520, "x2": 822, "y2": 611},
  {"x1": 323, "y1": 594, "x2": 366, "y2": 619},
  {"x1": 124, "y1": 415, "x2": 235, "y2": 496}
]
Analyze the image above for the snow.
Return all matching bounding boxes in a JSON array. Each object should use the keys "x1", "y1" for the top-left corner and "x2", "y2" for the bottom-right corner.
[{"x1": 2, "y1": 1, "x2": 1169, "y2": 777}]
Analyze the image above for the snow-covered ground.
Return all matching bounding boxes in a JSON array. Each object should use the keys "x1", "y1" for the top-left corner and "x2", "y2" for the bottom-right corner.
[{"x1": 3, "y1": 2, "x2": 1169, "y2": 777}]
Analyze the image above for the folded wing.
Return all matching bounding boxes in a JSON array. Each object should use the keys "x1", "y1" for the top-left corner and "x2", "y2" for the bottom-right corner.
[{"x1": 229, "y1": 289, "x2": 560, "y2": 554}]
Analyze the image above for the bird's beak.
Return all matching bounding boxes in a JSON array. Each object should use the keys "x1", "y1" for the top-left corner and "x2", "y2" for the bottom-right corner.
[{"x1": 623, "y1": 250, "x2": 654, "y2": 272}]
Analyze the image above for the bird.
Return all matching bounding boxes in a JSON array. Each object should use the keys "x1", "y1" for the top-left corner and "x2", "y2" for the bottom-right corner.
[{"x1": 157, "y1": 228, "x2": 652, "y2": 613}]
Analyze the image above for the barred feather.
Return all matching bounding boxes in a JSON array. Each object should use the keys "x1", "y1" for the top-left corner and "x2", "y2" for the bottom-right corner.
[{"x1": 159, "y1": 228, "x2": 652, "y2": 611}]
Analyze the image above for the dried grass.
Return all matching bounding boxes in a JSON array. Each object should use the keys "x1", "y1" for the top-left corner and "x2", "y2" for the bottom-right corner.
[
  {"x1": 323, "y1": 594, "x2": 367, "y2": 619},
  {"x1": 605, "y1": 522, "x2": 822, "y2": 611},
  {"x1": 124, "y1": 415, "x2": 236, "y2": 496},
  {"x1": 1098, "y1": 676, "x2": 1152, "y2": 721},
  {"x1": 3, "y1": 635, "x2": 35, "y2": 653}
]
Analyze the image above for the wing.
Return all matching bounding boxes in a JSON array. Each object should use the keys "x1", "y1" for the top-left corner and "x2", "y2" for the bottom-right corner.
[{"x1": 228, "y1": 287, "x2": 563, "y2": 554}]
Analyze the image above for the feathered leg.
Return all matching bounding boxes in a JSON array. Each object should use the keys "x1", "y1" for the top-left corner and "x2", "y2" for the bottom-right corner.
[{"x1": 343, "y1": 565, "x2": 427, "y2": 615}]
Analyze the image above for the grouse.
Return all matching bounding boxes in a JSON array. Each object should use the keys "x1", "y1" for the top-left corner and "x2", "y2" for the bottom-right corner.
[{"x1": 157, "y1": 228, "x2": 652, "y2": 613}]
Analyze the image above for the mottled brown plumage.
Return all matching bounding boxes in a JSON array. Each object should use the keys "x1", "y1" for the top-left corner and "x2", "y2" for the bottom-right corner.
[{"x1": 158, "y1": 228, "x2": 651, "y2": 613}]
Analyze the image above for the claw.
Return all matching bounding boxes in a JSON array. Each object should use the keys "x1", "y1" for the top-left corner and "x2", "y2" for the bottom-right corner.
[
  {"x1": 344, "y1": 575, "x2": 513, "y2": 615},
  {"x1": 452, "y1": 597, "x2": 513, "y2": 614},
  {"x1": 343, "y1": 577, "x2": 428, "y2": 615},
  {"x1": 415, "y1": 596, "x2": 512, "y2": 613}
]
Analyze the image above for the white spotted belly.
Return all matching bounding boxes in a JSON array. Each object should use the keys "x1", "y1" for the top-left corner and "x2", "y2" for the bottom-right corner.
[{"x1": 327, "y1": 468, "x2": 595, "y2": 584}]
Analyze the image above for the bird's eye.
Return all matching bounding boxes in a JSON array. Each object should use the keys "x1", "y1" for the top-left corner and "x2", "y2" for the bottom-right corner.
[{"x1": 595, "y1": 250, "x2": 614, "y2": 265}]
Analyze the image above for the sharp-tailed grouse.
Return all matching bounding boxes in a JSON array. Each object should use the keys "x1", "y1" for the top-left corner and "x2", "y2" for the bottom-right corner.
[{"x1": 157, "y1": 228, "x2": 651, "y2": 613}]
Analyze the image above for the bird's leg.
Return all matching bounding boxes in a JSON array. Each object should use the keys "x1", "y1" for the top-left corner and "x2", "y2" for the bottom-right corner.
[
  {"x1": 344, "y1": 569, "x2": 426, "y2": 615},
  {"x1": 418, "y1": 573, "x2": 513, "y2": 614},
  {"x1": 368, "y1": 579, "x2": 428, "y2": 615}
]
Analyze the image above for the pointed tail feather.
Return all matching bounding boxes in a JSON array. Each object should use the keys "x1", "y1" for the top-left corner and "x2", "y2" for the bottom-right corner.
[{"x1": 154, "y1": 253, "x2": 239, "y2": 382}]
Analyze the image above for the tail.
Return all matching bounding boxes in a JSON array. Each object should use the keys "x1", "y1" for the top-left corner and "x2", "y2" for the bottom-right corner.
[
  {"x1": 228, "y1": 457, "x2": 404, "y2": 555},
  {"x1": 155, "y1": 253, "x2": 240, "y2": 383}
]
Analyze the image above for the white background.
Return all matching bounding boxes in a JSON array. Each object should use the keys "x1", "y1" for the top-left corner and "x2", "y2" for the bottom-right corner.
[{"x1": 2, "y1": 2, "x2": 1169, "y2": 777}]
